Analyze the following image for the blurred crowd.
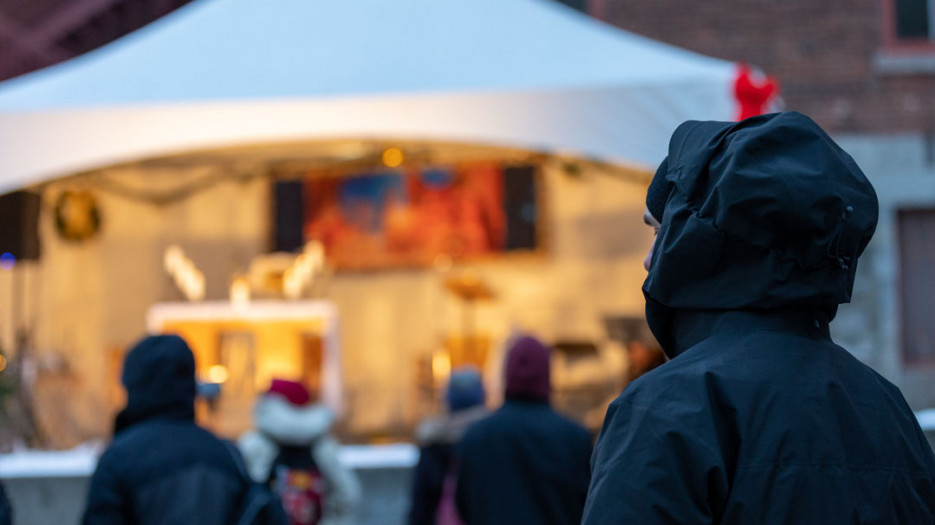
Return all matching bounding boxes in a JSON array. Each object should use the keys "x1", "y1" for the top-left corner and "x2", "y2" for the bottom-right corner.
[{"x1": 66, "y1": 330, "x2": 644, "y2": 525}]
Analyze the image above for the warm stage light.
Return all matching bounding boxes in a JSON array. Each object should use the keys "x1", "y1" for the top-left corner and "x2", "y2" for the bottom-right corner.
[
  {"x1": 382, "y1": 147, "x2": 404, "y2": 168},
  {"x1": 163, "y1": 245, "x2": 184, "y2": 274},
  {"x1": 163, "y1": 245, "x2": 205, "y2": 301},
  {"x1": 230, "y1": 277, "x2": 250, "y2": 308},
  {"x1": 207, "y1": 365, "x2": 229, "y2": 384},
  {"x1": 432, "y1": 352, "x2": 451, "y2": 383}
]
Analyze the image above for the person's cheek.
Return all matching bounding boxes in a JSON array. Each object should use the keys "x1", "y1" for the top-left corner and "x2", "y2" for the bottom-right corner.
[{"x1": 643, "y1": 240, "x2": 655, "y2": 272}]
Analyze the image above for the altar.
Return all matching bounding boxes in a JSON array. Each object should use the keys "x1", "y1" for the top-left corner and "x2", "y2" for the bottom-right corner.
[{"x1": 146, "y1": 300, "x2": 342, "y2": 438}]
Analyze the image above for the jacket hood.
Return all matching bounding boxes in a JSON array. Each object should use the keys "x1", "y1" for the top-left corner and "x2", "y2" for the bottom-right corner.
[
  {"x1": 254, "y1": 394, "x2": 334, "y2": 446},
  {"x1": 643, "y1": 112, "x2": 878, "y2": 356},
  {"x1": 114, "y1": 334, "x2": 196, "y2": 434}
]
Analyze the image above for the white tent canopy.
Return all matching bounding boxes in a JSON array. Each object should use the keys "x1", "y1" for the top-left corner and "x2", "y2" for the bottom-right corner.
[{"x1": 0, "y1": 0, "x2": 738, "y2": 193}]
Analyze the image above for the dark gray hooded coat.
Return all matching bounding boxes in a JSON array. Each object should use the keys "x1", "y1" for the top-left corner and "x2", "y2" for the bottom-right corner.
[{"x1": 583, "y1": 112, "x2": 935, "y2": 524}]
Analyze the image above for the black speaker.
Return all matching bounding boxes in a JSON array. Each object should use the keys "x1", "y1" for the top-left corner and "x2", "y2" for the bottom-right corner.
[
  {"x1": 503, "y1": 165, "x2": 538, "y2": 250},
  {"x1": 0, "y1": 191, "x2": 41, "y2": 261},
  {"x1": 273, "y1": 180, "x2": 305, "y2": 253}
]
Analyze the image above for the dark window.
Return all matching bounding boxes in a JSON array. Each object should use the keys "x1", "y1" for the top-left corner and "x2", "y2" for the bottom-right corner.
[
  {"x1": 898, "y1": 209, "x2": 935, "y2": 364},
  {"x1": 896, "y1": 0, "x2": 931, "y2": 39}
]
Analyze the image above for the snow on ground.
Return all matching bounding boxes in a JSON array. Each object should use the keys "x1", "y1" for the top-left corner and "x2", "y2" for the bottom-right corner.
[
  {"x1": 916, "y1": 409, "x2": 935, "y2": 432},
  {"x1": 0, "y1": 443, "x2": 100, "y2": 478},
  {"x1": 0, "y1": 442, "x2": 418, "y2": 478},
  {"x1": 339, "y1": 443, "x2": 418, "y2": 469}
]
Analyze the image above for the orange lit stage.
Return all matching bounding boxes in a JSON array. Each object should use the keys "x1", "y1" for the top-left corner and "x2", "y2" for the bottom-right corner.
[{"x1": 146, "y1": 300, "x2": 342, "y2": 437}]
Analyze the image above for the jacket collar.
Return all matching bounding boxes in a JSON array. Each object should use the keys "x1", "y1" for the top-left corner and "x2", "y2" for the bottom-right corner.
[{"x1": 661, "y1": 308, "x2": 832, "y2": 358}]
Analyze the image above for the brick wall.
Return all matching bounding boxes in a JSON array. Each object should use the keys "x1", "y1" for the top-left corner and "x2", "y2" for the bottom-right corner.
[
  {"x1": 594, "y1": 0, "x2": 935, "y2": 134},
  {"x1": 0, "y1": 0, "x2": 193, "y2": 82}
]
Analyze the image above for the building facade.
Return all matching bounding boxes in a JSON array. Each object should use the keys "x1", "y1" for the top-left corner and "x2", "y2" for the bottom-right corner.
[
  {"x1": 0, "y1": 0, "x2": 193, "y2": 81},
  {"x1": 594, "y1": 0, "x2": 935, "y2": 410}
]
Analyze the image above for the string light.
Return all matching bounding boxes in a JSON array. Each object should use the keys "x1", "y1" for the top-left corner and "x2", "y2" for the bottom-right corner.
[{"x1": 283, "y1": 268, "x2": 302, "y2": 300}]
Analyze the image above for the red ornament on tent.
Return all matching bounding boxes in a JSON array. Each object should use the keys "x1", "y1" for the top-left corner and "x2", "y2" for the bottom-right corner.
[{"x1": 733, "y1": 63, "x2": 779, "y2": 121}]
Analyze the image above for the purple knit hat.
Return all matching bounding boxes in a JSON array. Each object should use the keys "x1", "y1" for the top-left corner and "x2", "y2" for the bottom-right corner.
[{"x1": 504, "y1": 336, "x2": 551, "y2": 403}]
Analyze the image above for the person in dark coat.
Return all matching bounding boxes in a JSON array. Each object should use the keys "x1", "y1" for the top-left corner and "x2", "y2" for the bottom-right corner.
[
  {"x1": 0, "y1": 480, "x2": 12, "y2": 525},
  {"x1": 82, "y1": 334, "x2": 254, "y2": 525},
  {"x1": 583, "y1": 111, "x2": 935, "y2": 524},
  {"x1": 408, "y1": 367, "x2": 489, "y2": 525},
  {"x1": 455, "y1": 336, "x2": 592, "y2": 525}
]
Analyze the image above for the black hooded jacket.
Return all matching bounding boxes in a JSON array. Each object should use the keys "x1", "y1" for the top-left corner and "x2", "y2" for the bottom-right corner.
[
  {"x1": 455, "y1": 401, "x2": 592, "y2": 525},
  {"x1": 455, "y1": 337, "x2": 592, "y2": 525},
  {"x1": 583, "y1": 113, "x2": 935, "y2": 524},
  {"x1": 82, "y1": 335, "x2": 249, "y2": 525}
]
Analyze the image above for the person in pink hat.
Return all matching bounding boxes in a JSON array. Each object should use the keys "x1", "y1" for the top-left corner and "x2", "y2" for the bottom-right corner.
[{"x1": 238, "y1": 379, "x2": 360, "y2": 525}]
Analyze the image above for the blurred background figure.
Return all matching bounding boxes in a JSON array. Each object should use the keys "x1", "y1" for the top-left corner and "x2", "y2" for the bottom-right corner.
[
  {"x1": 0, "y1": 481, "x2": 11, "y2": 525},
  {"x1": 454, "y1": 336, "x2": 591, "y2": 525},
  {"x1": 82, "y1": 335, "x2": 250, "y2": 525},
  {"x1": 624, "y1": 340, "x2": 666, "y2": 385},
  {"x1": 238, "y1": 379, "x2": 360, "y2": 525},
  {"x1": 408, "y1": 367, "x2": 488, "y2": 525}
]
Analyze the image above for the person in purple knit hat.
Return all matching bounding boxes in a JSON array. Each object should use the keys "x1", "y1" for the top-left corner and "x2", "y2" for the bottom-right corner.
[{"x1": 453, "y1": 336, "x2": 592, "y2": 525}]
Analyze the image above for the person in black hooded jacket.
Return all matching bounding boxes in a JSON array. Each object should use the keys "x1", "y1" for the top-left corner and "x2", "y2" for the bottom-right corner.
[
  {"x1": 583, "y1": 112, "x2": 935, "y2": 524},
  {"x1": 455, "y1": 335, "x2": 592, "y2": 525},
  {"x1": 82, "y1": 334, "x2": 254, "y2": 525}
]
